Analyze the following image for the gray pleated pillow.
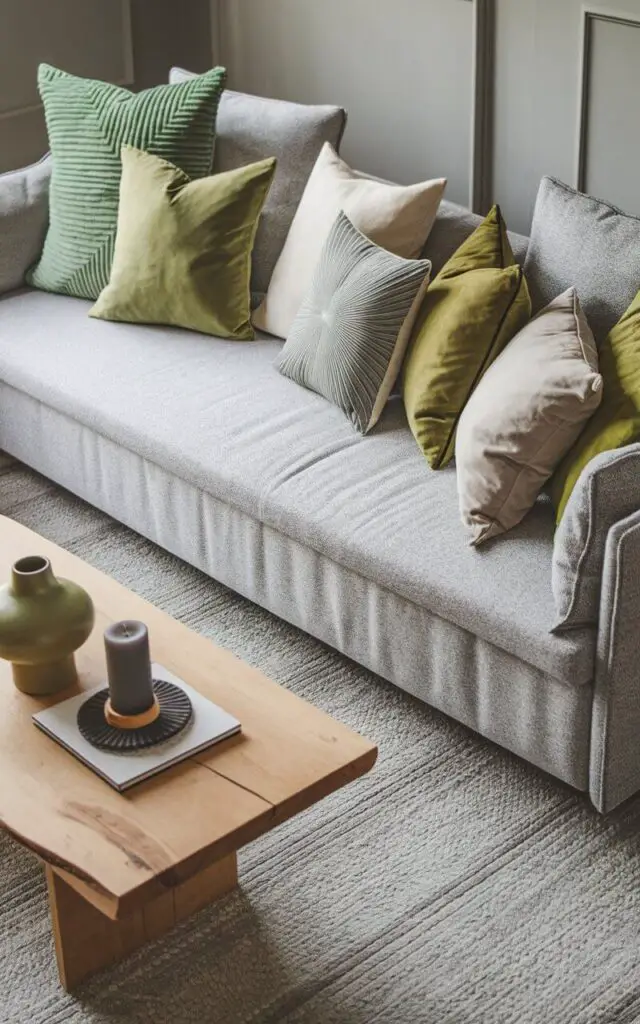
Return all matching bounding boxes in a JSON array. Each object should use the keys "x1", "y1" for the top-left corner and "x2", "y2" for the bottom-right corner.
[{"x1": 276, "y1": 211, "x2": 431, "y2": 434}]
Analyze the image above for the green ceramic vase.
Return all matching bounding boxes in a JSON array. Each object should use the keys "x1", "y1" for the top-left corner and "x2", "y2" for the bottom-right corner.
[{"x1": 0, "y1": 555, "x2": 95, "y2": 695}]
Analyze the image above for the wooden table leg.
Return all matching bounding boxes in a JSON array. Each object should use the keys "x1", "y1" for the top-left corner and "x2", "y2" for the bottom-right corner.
[{"x1": 45, "y1": 854, "x2": 238, "y2": 991}]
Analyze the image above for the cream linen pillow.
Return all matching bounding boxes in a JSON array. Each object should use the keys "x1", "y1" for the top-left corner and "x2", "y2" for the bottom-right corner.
[
  {"x1": 456, "y1": 288, "x2": 603, "y2": 546},
  {"x1": 252, "y1": 142, "x2": 446, "y2": 339}
]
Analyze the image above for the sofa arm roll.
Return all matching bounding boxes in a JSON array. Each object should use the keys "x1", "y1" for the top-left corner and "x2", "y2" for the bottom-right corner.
[
  {"x1": 0, "y1": 154, "x2": 51, "y2": 295},
  {"x1": 590, "y1": 508, "x2": 640, "y2": 812},
  {"x1": 552, "y1": 443, "x2": 640, "y2": 631}
]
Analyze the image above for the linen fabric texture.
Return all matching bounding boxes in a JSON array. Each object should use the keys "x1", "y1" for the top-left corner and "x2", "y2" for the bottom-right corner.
[
  {"x1": 0, "y1": 384, "x2": 592, "y2": 795},
  {"x1": 90, "y1": 148, "x2": 276, "y2": 340},
  {"x1": 276, "y1": 213, "x2": 431, "y2": 433},
  {"x1": 403, "y1": 205, "x2": 531, "y2": 470},
  {"x1": 551, "y1": 444, "x2": 640, "y2": 631},
  {"x1": 253, "y1": 142, "x2": 445, "y2": 339},
  {"x1": 28, "y1": 63, "x2": 226, "y2": 300},
  {"x1": 0, "y1": 156, "x2": 51, "y2": 295},
  {"x1": 0, "y1": 288, "x2": 594, "y2": 688},
  {"x1": 456, "y1": 288, "x2": 602, "y2": 546},
  {"x1": 169, "y1": 67, "x2": 346, "y2": 302},
  {"x1": 550, "y1": 289, "x2": 640, "y2": 523},
  {"x1": 524, "y1": 176, "x2": 640, "y2": 342}
]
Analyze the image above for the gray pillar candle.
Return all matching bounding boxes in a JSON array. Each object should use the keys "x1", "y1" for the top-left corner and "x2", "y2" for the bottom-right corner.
[{"x1": 104, "y1": 620, "x2": 154, "y2": 717}]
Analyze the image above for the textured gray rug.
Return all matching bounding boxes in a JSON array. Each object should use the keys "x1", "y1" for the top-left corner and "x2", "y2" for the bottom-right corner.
[{"x1": 3, "y1": 454, "x2": 640, "y2": 1024}]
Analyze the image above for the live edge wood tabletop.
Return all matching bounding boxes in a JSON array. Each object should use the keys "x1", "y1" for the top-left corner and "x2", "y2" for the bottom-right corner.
[{"x1": 0, "y1": 515, "x2": 378, "y2": 990}]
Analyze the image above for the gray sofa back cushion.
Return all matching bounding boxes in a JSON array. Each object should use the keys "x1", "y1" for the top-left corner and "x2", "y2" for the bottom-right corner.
[
  {"x1": 422, "y1": 199, "x2": 528, "y2": 277},
  {"x1": 524, "y1": 176, "x2": 640, "y2": 343},
  {"x1": 170, "y1": 67, "x2": 346, "y2": 301},
  {"x1": 0, "y1": 155, "x2": 51, "y2": 295},
  {"x1": 552, "y1": 444, "x2": 640, "y2": 631}
]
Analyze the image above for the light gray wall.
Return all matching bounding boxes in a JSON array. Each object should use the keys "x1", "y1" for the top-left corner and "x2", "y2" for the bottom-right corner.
[
  {"x1": 494, "y1": 0, "x2": 640, "y2": 234},
  {"x1": 0, "y1": 0, "x2": 212, "y2": 173},
  {"x1": 216, "y1": 0, "x2": 476, "y2": 208},
  {"x1": 215, "y1": 0, "x2": 640, "y2": 233}
]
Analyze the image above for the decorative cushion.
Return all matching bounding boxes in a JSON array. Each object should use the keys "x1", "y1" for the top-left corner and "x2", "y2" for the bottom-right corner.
[
  {"x1": 456, "y1": 288, "x2": 602, "y2": 546},
  {"x1": 551, "y1": 444, "x2": 640, "y2": 631},
  {"x1": 550, "y1": 289, "x2": 640, "y2": 523},
  {"x1": 276, "y1": 212, "x2": 431, "y2": 434},
  {"x1": 403, "y1": 205, "x2": 531, "y2": 470},
  {"x1": 27, "y1": 63, "x2": 226, "y2": 300},
  {"x1": 90, "y1": 147, "x2": 275, "y2": 340},
  {"x1": 524, "y1": 176, "x2": 640, "y2": 342},
  {"x1": 170, "y1": 68, "x2": 347, "y2": 303},
  {"x1": 0, "y1": 155, "x2": 51, "y2": 295},
  {"x1": 253, "y1": 142, "x2": 445, "y2": 339},
  {"x1": 422, "y1": 199, "x2": 529, "y2": 276}
]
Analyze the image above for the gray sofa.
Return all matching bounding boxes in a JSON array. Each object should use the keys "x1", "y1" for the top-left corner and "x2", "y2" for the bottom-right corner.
[{"x1": 1, "y1": 155, "x2": 639, "y2": 814}]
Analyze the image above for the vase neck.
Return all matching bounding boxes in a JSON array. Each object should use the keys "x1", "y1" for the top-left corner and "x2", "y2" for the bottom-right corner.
[{"x1": 11, "y1": 556, "x2": 57, "y2": 597}]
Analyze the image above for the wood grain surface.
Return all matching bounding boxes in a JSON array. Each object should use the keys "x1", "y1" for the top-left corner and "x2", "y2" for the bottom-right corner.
[{"x1": 0, "y1": 516, "x2": 377, "y2": 919}]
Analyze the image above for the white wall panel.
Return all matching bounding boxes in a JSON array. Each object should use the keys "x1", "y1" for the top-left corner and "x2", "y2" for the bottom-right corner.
[{"x1": 219, "y1": 0, "x2": 475, "y2": 206}]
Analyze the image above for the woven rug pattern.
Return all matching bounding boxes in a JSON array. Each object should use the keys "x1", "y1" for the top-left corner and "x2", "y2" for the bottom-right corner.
[{"x1": 2, "y1": 453, "x2": 640, "y2": 1024}]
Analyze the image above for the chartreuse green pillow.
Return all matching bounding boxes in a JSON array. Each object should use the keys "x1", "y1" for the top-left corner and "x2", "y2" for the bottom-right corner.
[
  {"x1": 90, "y1": 147, "x2": 276, "y2": 340},
  {"x1": 403, "y1": 205, "x2": 531, "y2": 469},
  {"x1": 28, "y1": 63, "x2": 226, "y2": 300},
  {"x1": 550, "y1": 289, "x2": 640, "y2": 522}
]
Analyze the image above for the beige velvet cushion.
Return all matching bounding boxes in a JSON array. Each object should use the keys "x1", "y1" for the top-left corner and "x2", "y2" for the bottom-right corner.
[
  {"x1": 252, "y1": 142, "x2": 445, "y2": 339},
  {"x1": 456, "y1": 288, "x2": 603, "y2": 545}
]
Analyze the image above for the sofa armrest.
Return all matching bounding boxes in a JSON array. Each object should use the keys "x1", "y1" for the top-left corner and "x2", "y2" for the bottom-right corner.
[
  {"x1": 0, "y1": 155, "x2": 51, "y2": 295},
  {"x1": 590, "y1": 508, "x2": 640, "y2": 812}
]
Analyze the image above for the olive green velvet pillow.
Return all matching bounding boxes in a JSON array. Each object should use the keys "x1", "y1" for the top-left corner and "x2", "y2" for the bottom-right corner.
[
  {"x1": 550, "y1": 289, "x2": 640, "y2": 522},
  {"x1": 402, "y1": 205, "x2": 531, "y2": 469},
  {"x1": 90, "y1": 147, "x2": 276, "y2": 340}
]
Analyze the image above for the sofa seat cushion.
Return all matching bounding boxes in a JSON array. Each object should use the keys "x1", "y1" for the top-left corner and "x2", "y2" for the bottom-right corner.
[{"x1": 0, "y1": 290, "x2": 594, "y2": 686}]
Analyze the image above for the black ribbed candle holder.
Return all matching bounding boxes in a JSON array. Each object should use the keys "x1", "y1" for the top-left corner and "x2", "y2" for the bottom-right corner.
[{"x1": 77, "y1": 678, "x2": 192, "y2": 751}]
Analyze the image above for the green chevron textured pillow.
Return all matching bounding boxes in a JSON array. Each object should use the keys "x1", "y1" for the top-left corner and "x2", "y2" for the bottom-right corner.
[{"x1": 27, "y1": 63, "x2": 226, "y2": 300}]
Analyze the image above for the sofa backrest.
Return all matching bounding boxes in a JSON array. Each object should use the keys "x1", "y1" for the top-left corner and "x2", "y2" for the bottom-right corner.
[{"x1": 423, "y1": 199, "x2": 529, "y2": 277}]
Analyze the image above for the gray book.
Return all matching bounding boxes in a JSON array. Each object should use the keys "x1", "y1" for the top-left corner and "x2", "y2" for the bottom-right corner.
[{"x1": 33, "y1": 663, "x2": 241, "y2": 792}]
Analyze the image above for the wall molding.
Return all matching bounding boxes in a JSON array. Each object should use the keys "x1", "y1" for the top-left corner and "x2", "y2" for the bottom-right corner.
[
  {"x1": 469, "y1": 0, "x2": 495, "y2": 213},
  {"x1": 0, "y1": 0, "x2": 134, "y2": 124},
  {"x1": 575, "y1": 5, "x2": 640, "y2": 192}
]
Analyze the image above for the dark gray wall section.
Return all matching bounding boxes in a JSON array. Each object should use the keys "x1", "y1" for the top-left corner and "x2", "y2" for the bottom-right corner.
[
  {"x1": 131, "y1": 0, "x2": 212, "y2": 89},
  {"x1": 0, "y1": 0, "x2": 212, "y2": 172}
]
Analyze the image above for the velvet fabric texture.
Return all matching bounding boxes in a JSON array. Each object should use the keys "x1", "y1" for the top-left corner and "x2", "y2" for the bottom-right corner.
[
  {"x1": 550, "y1": 290, "x2": 640, "y2": 522},
  {"x1": 90, "y1": 147, "x2": 276, "y2": 340},
  {"x1": 28, "y1": 64, "x2": 226, "y2": 300},
  {"x1": 456, "y1": 289, "x2": 602, "y2": 546},
  {"x1": 403, "y1": 205, "x2": 531, "y2": 470}
]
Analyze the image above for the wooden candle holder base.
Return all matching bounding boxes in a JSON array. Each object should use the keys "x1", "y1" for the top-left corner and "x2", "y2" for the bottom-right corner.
[{"x1": 104, "y1": 696, "x2": 160, "y2": 730}]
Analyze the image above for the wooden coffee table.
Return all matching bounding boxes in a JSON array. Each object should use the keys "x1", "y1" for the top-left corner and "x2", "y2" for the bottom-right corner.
[{"x1": 0, "y1": 516, "x2": 377, "y2": 990}]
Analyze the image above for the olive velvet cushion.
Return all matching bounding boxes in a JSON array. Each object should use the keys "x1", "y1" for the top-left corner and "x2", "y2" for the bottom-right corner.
[
  {"x1": 403, "y1": 205, "x2": 531, "y2": 470},
  {"x1": 90, "y1": 147, "x2": 276, "y2": 340},
  {"x1": 28, "y1": 64, "x2": 226, "y2": 300},
  {"x1": 550, "y1": 289, "x2": 640, "y2": 523}
]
